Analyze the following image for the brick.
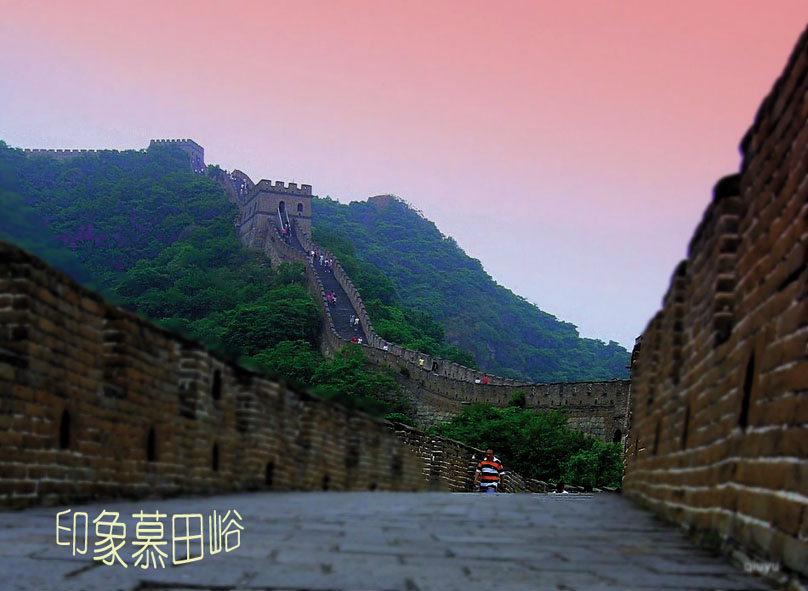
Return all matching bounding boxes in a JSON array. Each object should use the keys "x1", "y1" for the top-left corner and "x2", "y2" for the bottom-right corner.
[{"x1": 735, "y1": 460, "x2": 789, "y2": 490}]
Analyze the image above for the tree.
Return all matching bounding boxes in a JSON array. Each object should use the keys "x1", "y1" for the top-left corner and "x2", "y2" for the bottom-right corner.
[{"x1": 431, "y1": 403, "x2": 623, "y2": 487}]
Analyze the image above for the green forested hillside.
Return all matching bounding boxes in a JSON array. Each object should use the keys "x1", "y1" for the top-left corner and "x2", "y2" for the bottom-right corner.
[
  {"x1": 0, "y1": 141, "x2": 411, "y2": 418},
  {"x1": 1, "y1": 139, "x2": 628, "y2": 387},
  {"x1": 313, "y1": 195, "x2": 629, "y2": 382}
]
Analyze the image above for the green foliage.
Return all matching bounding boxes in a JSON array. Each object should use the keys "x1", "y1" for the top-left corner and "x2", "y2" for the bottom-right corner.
[
  {"x1": 508, "y1": 389, "x2": 526, "y2": 408},
  {"x1": 562, "y1": 440, "x2": 624, "y2": 489},
  {"x1": 208, "y1": 286, "x2": 321, "y2": 356},
  {"x1": 314, "y1": 219, "x2": 479, "y2": 369},
  {"x1": 309, "y1": 346, "x2": 413, "y2": 417},
  {"x1": 247, "y1": 340, "x2": 322, "y2": 385},
  {"x1": 0, "y1": 141, "x2": 412, "y2": 421},
  {"x1": 385, "y1": 412, "x2": 413, "y2": 425},
  {"x1": 313, "y1": 195, "x2": 630, "y2": 382},
  {"x1": 430, "y1": 403, "x2": 623, "y2": 488}
]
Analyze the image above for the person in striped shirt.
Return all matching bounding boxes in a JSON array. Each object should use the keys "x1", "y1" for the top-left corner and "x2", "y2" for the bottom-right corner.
[{"x1": 474, "y1": 448, "x2": 505, "y2": 493}]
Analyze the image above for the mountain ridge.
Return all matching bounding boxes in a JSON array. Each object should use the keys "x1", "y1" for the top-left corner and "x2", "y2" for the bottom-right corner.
[{"x1": 312, "y1": 193, "x2": 629, "y2": 382}]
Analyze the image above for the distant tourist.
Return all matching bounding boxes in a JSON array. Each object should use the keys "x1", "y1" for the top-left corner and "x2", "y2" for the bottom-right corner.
[
  {"x1": 475, "y1": 378, "x2": 481, "y2": 384},
  {"x1": 357, "y1": 337, "x2": 363, "y2": 344},
  {"x1": 474, "y1": 448, "x2": 505, "y2": 493},
  {"x1": 483, "y1": 375, "x2": 488, "y2": 385},
  {"x1": 419, "y1": 358, "x2": 425, "y2": 368},
  {"x1": 351, "y1": 336, "x2": 358, "y2": 344}
]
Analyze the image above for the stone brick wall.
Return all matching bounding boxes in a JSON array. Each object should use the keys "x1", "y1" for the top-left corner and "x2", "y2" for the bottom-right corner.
[
  {"x1": 23, "y1": 139, "x2": 205, "y2": 173},
  {"x1": 22, "y1": 148, "x2": 120, "y2": 161},
  {"x1": 149, "y1": 139, "x2": 205, "y2": 172},
  {"x1": 0, "y1": 241, "x2": 426, "y2": 508},
  {"x1": 369, "y1": 343, "x2": 630, "y2": 439},
  {"x1": 623, "y1": 26, "x2": 808, "y2": 580},
  {"x1": 294, "y1": 225, "x2": 631, "y2": 440},
  {"x1": 226, "y1": 174, "x2": 630, "y2": 443},
  {"x1": 388, "y1": 422, "x2": 552, "y2": 493},
  {"x1": 236, "y1": 180, "x2": 313, "y2": 241}
]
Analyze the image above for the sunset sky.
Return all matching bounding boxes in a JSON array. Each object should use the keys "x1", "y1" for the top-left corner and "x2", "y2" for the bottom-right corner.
[{"x1": 1, "y1": 1, "x2": 805, "y2": 349}]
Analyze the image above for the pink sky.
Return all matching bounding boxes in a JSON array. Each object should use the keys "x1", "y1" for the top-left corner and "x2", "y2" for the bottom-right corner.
[{"x1": 1, "y1": 1, "x2": 805, "y2": 348}]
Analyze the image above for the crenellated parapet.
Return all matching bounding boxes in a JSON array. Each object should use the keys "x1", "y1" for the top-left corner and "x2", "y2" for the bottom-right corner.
[
  {"x1": 235, "y1": 176, "x2": 314, "y2": 246},
  {"x1": 23, "y1": 148, "x2": 121, "y2": 160},
  {"x1": 253, "y1": 179, "x2": 313, "y2": 196},
  {"x1": 293, "y1": 223, "x2": 630, "y2": 440},
  {"x1": 623, "y1": 25, "x2": 808, "y2": 583},
  {"x1": 22, "y1": 139, "x2": 206, "y2": 174},
  {"x1": 149, "y1": 139, "x2": 205, "y2": 173},
  {"x1": 0, "y1": 240, "x2": 427, "y2": 508}
]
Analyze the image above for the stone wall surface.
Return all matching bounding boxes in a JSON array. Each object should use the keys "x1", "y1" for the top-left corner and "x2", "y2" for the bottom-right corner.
[
  {"x1": 0, "y1": 242, "x2": 426, "y2": 508},
  {"x1": 292, "y1": 225, "x2": 631, "y2": 440},
  {"x1": 388, "y1": 422, "x2": 554, "y2": 493},
  {"x1": 23, "y1": 139, "x2": 205, "y2": 173},
  {"x1": 622, "y1": 26, "x2": 808, "y2": 580}
]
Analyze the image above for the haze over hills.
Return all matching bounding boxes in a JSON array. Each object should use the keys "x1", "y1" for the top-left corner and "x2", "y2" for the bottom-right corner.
[
  {"x1": 0, "y1": 140, "x2": 629, "y2": 383},
  {"x1": 313, "y1": 195, "x2": 629, "y2": 382}
]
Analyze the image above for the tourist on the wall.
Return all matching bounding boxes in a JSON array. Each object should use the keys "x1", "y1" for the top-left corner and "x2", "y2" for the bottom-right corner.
[
  {"x1": 474, "y1": 448, "x2": 505, "y2": 493},
  {"x1": 483, "y1": 374, "x2": 488, "y2": 385}
]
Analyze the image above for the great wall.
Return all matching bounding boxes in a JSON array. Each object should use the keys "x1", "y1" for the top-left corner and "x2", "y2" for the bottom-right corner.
[
  {"x1": 218, "y1": 158, "x2": 631, "y2": 439},
  {"x1": 622, "y1": 28, "x2": 808, "y2": 580},
  {"x1": 0, "y1": 239, "x2": 557, "y2": 506},
  {"x1": 20, "y1": 139, "x2": 631, "y2": 441},
  {"x1": 4, "y1": 25, "x2": 806, "y2": 584}
]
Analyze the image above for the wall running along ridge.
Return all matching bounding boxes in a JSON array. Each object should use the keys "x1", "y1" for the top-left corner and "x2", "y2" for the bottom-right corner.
[
  {"x1": 20, "y1": 136, "x2": 631, "y2": 441},
  {"x1": 238, "y1": 200, "x2": 630, "y2": 440},
  {"x1": 23, "y1": 139, "x2": 205, "y2": 173},
  {"x1": 622, "y1": 26, "x2": 808, "y2": 581},
  {"x1": 0, "y1": 242, "x2": 427, "y2": 508},
  {"x1": 389, "y1": 421, "x2": 577, "y2": 494}
]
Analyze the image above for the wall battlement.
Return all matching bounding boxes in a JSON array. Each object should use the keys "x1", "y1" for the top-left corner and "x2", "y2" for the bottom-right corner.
[
  {"x1": 22, "y1": 139, "x2": 206, "y2": 173},
  {"x1": 287, "y1": 224, "x2": 630, "y2": 440},
  {"x1": 0, "y1": 240, "x2": 427, "y2": 508},
  {"x1": 149, "y1": 139, "x2": 205, "y2": 173},
  {"x1": 622, "y1": 25, "x2": 808, "y2": 582},
  {"x1": 253, "y1": 179, "x2": 313, "y2": 195},
  {"x1": 149, "y1": 138, "x2": 204, "y2": 150},
  {"x1": 22, "y1": 148, "x2": 121, "y2": 160}
]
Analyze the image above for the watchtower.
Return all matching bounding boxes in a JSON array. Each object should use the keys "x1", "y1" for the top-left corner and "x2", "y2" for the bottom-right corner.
[
  {"x1": 149, "y1": 139, "x2": 205, "y2": 173},
  {"x1": 236, "y1": 180, "x2": 313, "y2": 248}
]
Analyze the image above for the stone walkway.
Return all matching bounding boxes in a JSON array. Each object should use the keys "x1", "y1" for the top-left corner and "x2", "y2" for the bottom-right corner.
[
  {"x1": 0, "y1": 491, "x2": 774, "y2": 591},
  {"x1": 295, "y1": 235, "x2": 367, "y2": 343}
]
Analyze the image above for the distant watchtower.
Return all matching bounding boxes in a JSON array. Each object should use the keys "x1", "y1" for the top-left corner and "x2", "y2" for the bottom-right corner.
[
  {"x1": 237, "y1": 180, "x2": 313, "y2": 248},
  {"x1": 149, "y1": 139, "x2": 205, "y2": 173}
]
